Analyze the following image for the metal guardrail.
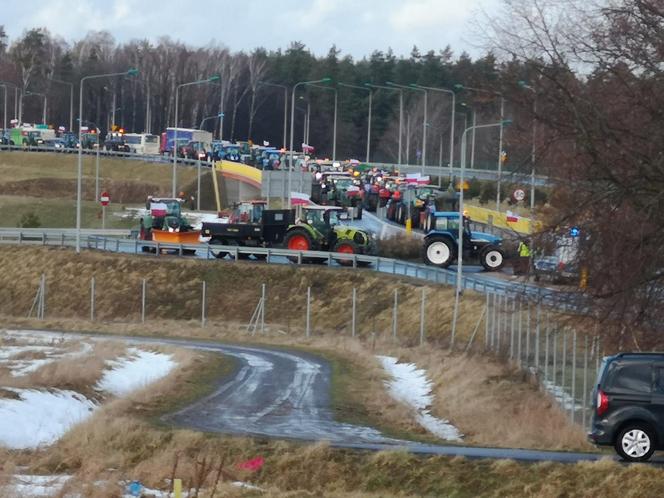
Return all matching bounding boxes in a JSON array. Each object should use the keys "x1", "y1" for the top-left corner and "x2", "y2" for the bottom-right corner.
[{"x1": 0, "y1": 229, "x2": 583, "y2": 311}]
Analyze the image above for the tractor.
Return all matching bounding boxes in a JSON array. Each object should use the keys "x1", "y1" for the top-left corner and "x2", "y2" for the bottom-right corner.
[
  {"x1": 139, "y1": 197, "x2": 200, "y2": 250},
  {"x1": 422, "y1": 212, "x2": 505, "y2": 271},
  {"x1": 283, "y1": 205, "x2": 375, "y2": 263}
]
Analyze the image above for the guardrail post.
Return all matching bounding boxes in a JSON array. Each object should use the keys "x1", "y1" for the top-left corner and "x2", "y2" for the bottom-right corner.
[
  {"x1": 328, "y1": 252, "x2": 333, "y2": 266},
  {"x1": 583, "y1": 334, "x2": 589, "y2": 428},
  {"x1": 61, "y1": 233, "x2": 65, "y2": 246},
  {"x1": 305, "y1": 286, "x2": 311, "y2": 338},
  {"x1": 351, "y1": 287, "x2": 357, "y2": 338},
  {"x1": 353, "y1": 255, "x2": 357, "y2": 269},
  {"x1": 553, "y1": 328, "x2": 558, "y2": 386},
  {"x1": 561, "y1": 331, "x2": 567, "y2": 410},
  {"x1": 234, "y1": 247, "x2": 239, "y2": 261},
  {"x1": 18, "y1": 232, "x2": 22, "y2": 244},
  {"x1": 298, "y1": 252, "x2": 302, "y2": 265},
  {"x1": 419, "y1": 287, "x2": 426, "y2": 347},
  {"x1": 266, "y1": 249, "x2": 271, "y2": 263},
  {"x1": 141, "y1": 279, "x2": 147, "y2": 323},
  {"x1": 535, "y1": 303, "x2": 541, "y2": 371},
  {"x1": 485, "y1": 293, "x2": 490, "y2": 350},
  {"x1": 376, "y1": 257, "x2": 380, "y2": 272},
  {"x1": 517, "y1": 297, "x2": 523, "y2": 366},
  {"x1": 103, "y1": 238, "x2": 107, "y2": 251},
  {"x1": 260, "y1": 283, "x2": 266, "y2": 334},
  {"x1": 526, "y1": 303, "x2": 531, "y2": 367},
  {"x1": 201, "y1": 281, "x2": 207, "y2": 328},
  {"x1": 392, "y1": 288, "x2": 398, "y2": 341},
  {"x1": 90, "y1": 276, "x2": 95, "y2": 322},
  {"x1": 544, "y1": 313, "x2": 550, "y2": 382}
]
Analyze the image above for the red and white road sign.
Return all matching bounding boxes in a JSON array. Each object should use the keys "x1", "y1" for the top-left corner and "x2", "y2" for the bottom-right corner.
[{"x1": 100, "y1": 191, "x2": 110, "y2": 206}]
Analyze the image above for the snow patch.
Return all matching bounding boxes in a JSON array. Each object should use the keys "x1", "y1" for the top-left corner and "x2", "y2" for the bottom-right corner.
[
  {"x1": 0, "y1": 389, "x2": 96, "y2": 449},
  {"x1": 96, "y1": 348, "x2": 176, "y2": 396},
  {"x1": 4, "y1": 475, "x2": 71, "y2": 497},
  {"x1": 378, "y1": 356, "x2": 463, "y2": 441},
  {"x1": 542, "y1": 380, "x2": 584, "y2": 411}
]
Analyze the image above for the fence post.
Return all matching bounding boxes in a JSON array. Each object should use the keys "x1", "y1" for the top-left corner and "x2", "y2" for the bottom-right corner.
[
  {"x1": 351, "y1": 287, "x2": 357, "y2": 338},
  {"x1": 419, "y1": 287, "x2": 426, "y2": 347},
  {"x1": 583, "y1": 334, "x2": 589, "y2": 429},
  {"x1": 201, "y1": 281, "x2": 207, "y2": 328},
  {"x1": 141, "y1": 278, "x2": 146, "y2": 323},
  {"x1": 392, "y1": 288, "x2": 398, "y2": 341},
  {"x1": 305, "y1": 286, "x2": 311, "y2": 338},
  {"x1": 510, "y1": 297, "x2": 516, "y2": 360},
  {"x1": 553, "y1": 328, "x2": 558, "y2": 387},
  {"x1": 535, "y1": 303, "x2": 541, "y2": 371},
  {"x1": 517, "y1": 298, "x2": 523, "y2": 367},
  {"x1": 260, "y1": 283, "x2": 266, "y2": 334},
  {"x1": 561, "y1": 331, "x2": 567, "y2": 410},
  {"x1": 571, "y1": 330, "x2": 577, "y2": 423},
  {"x1": 90, "y1": 276, "x2": 95, "y2": 322},
  {"x1": 485, "y1": 293, "x2": 490, "y2": 350},
  {"x1": 544, "y1": 313, "x2": 550, "y2": 382},
  {"x1": 525, "y1": 303, "x2": 531, "y2": 367}
]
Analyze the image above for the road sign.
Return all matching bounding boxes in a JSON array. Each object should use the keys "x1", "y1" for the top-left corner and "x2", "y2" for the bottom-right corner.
[
  {"x1": 513, "y1": 189, "x2": 525, "y2": 202},
  {"x1": 100, "y1": 192, "x2": 110, "y2": 206}
]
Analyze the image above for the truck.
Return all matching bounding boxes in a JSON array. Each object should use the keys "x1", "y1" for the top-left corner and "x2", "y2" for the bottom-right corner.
[
  {"x1": 160, "y1": 128, "x2": 213, "y2": 156},
  {"x1": 9, "y1": 124, "x2": 55, "y2": 146},
  {"x1": 422, "y1": 211, "x2": 505, "y2": 271},
  {"x1": 201, "y1": 201, "x2": 376, "y2": 264},
  {"x1": 123, "y1": 133, "x2": 160, "y2": 155},
  {"x1": 139, "y1": 197, "x2": 201, "y2": 250}
]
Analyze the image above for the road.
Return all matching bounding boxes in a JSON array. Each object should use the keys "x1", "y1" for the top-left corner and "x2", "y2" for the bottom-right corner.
[{"x1": 133, "y1": 336, "x2": 618, "y2": 463}]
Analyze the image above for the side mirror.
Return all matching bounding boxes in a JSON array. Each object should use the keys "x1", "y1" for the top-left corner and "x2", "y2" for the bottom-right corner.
[{"x1": 339, "y1": 212, "x2": 350, "y2": 221}]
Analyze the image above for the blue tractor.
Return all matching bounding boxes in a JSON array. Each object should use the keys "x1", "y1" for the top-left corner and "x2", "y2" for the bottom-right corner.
[{"x1": 422, "y1": 212, "x2": 505, "y2": 271}]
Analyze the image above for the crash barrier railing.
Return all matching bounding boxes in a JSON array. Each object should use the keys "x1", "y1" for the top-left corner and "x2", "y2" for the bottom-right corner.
[
  {"x1": 0, "y1": 229, "x2": 585, "y2": 313},
  {"x1": 0, "y1": 144, "x2": 211, "y2": 168}
]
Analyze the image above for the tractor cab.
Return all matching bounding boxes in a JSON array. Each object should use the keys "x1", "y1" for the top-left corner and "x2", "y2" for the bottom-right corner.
[{"x1": 229, "y1": 200, "x2": 267, "y2": 224}]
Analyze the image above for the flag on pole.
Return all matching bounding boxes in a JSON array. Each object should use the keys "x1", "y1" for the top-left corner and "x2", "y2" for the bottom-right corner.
[
  {"x1": 290, "y1": 192, "x2": 312, "y2": 206},
  {"x1": 506, "y1": 210, "x2": 519, "y2": 223}
]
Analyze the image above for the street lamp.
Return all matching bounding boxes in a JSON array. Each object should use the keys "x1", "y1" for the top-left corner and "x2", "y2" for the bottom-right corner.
[
  {"x1": 25, "y1": 91, "x2": 47, "y2": 124},
  {"x1": 199, "y1": 113, "x2": 224, "y2": 130},
  {"x1": 412, "y1": 84, "x2": 456, "y2": 186},
  {"x1": 339, "y1": 82, "x2": 372, "y2": 163},
  {"x1": 518, "y1": 80, "x2": 537, "y2": 222},
  {"x1": 173, "y1": 75, "x2": 220, "y2": 197},
  {"x1": 49, "y1": 78, "x2": 74, "y2": 132},
  {"x1": 450, "y1": 119, "x2": 512, "y2": 348},
  {"x1": 76, "y1": 68, "x2": 138, "y2": 254},
  {"x1": 308, "y1": 83, "x2": 338, "y2": 161},
  {"x1": 257, "y1": 81, "x2": 288, "y2": 149},
  {"x1": 288, "y1": 77, "x2": 331, "y2": 207},
  {"x1": 387, "y1": 82, "x2": 427, "y2": 173},
  {"x1": 455, "y1": 83, "x2": 506, "y2": 211},
  {"x1": 365, "y1": 83, "x2": 403, "y2": 165}
]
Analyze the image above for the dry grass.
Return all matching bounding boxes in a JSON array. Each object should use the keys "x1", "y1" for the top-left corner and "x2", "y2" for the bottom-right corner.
[
  {"x1": 376, "y1": 234, "x2": 422, "y2": 261},
  {"x1": 0, "y1": 246, "x2": 484, "y2": 347}
]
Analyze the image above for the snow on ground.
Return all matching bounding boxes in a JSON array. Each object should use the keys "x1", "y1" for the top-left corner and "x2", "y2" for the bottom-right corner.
[
  {"x1": 3, "y1": 475, "x2": 71, "y2": 497},
  {"x1": 0, "y1": 389, "x2": 96, "y2": 449},
  {"x1": 542, "y1": 380, "x2": 584, "y2": 412},
  {"x1": 0, "y1": 331, "x2": 94, "y2": 377},
  {"x1": 96, "y1": 348, "x2": 176, "y2": 397},
  {"x1": 378, "y1": 356, "x2": 463, "y2": 441}
]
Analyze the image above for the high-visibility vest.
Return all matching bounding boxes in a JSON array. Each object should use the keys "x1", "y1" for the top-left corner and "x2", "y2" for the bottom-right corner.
[{"x1": 518, "y1": 242, "x2": 531, "y2": 257}]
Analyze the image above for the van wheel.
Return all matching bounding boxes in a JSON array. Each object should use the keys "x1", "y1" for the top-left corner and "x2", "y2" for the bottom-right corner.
[{"x1": 615, "y1": 424, "x2": 656, "y2": 462}]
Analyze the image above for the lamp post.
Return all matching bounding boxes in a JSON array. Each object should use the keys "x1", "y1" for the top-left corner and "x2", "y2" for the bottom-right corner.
[
  {"x1": 257, "y1": 81, "x2": 288, "y2": 149},
  {"x1": 365, "y1": 83, "x2": 403, "y2": 165},
  {"x1": 518, "y1": 80, "x2": 537, "y2": 222},
  {"x1": 199, "y1": 113, "x2": 224, "y2": 130},
  {"x1": 339, "y1": 82, "x2": 372, "y2": 163},
  {"x1": 412, "y1": 84, "x2": 456, "y2": 186},
  {"x1": 0, "y1": 84, "x2": 7, "y2": 133},
  {"x1": 387, "y1": 82, "x2": 427, "y2": 172},
  {"x1": 450, "y1": 120, "x2": 510, "y2": 348},
  {"x1": 455, "y1": 84, "x2": 505, "y2": 211},
  {"x1": 173, "y1": 75, "x2": 220, "y2": 197},
  {"x1": 288, "y1": 77, "x2": 331, "y2": 207},
  {"x1": 49, "y1": 78, "x2": 74, "y2": 132},
  {"x1": 76, "y1": 69, "x2": 138, "y2": 254},
  {"x1": 308, "y1": 83, "x2": 337, "y2": 161},
  {"x1": 25, "y1": 91, "x2": 47, "y2": 124}
]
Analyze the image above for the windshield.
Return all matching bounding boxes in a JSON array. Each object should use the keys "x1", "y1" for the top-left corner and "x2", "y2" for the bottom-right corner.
[
  {"x1": 124, "y1": 136, "x2": 141, "y2": 144},
  {"x1": 327, "y1": 209, "x2": 342, "y2": 226},
  {"x1": 145, "y1": 135, "x2": 158, "y2": 143}
]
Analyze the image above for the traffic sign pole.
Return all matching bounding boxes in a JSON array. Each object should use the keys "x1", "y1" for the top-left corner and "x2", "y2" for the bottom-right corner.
[{"x1": 100, "y1": 191, "x2": 110, "y2": 230}]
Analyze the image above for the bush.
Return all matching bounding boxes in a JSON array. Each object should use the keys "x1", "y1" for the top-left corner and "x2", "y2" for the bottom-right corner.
[
  {"x1": 17, "y1": 211, "x2": 41, "y2": 228},
  {"x1": 466, "y1": 177, "x2": 481, "y2": 199},
  {"x1": 376, "y1": 234, "x2": 421, "y2": 261}
]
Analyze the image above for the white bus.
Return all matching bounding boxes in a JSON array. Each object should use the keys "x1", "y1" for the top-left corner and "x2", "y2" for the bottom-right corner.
[{"x1": 123, "y1": 133, "x2": 160, "y2": 155}]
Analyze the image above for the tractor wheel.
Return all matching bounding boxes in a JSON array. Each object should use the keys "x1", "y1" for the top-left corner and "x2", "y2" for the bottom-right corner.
[
  {"x1": 423, "y1": 236, "x2": 455, "y2": 268},
  {"x1": 333, "y1": 240, "x2": 359, "y2": 266},
  {"x1": 479, "y1": 245, "x2": 505, "y2": 272},
  {"x1": 284, "y1": 228, "x2": 315, "y2": 263}
]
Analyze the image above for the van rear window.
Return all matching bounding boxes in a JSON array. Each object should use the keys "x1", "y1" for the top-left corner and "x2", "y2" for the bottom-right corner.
[{"x1": 606, "y1": 363, "x2": 652, "y2": 394}]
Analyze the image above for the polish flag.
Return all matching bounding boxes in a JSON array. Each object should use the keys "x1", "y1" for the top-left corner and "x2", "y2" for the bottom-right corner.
[
  {"x1": 506, "y1": 210, "x2": 519, "y2": 223},
  {"x1": 150, "y1": 202, "x2": 168, "y2": 217},
  {"x1": 290, "y1": 192, "x2": 312, "y2": 206}
]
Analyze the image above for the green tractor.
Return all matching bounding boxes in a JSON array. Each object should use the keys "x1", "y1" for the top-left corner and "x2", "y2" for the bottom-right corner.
[{"x1": 283, "y1": 205, "x2": 375, "y2": 264}]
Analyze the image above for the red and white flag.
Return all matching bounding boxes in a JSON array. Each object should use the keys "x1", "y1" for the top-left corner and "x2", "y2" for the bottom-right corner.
[
  {"x1": 506, "y1": 210, "x2": 519, "y2": 223},
  {"x1": 290, "y1": 192, "x2": 312, "y2": 206},
  {"x1": 150, "y1": 202, "x2": 168, "y2": 217}
]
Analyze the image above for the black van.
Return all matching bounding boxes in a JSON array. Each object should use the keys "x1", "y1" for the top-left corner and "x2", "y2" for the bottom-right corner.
[{"x1": 588, "y1": 353, "x2": 664, "y2": 461}]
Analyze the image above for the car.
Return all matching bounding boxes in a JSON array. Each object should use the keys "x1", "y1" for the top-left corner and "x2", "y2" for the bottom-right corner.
[
  {"x1": 533, "y1": 235, "x2": 579, "y2": 284},
  {"x1": 42, "y1": 138, "x2": 68, "y2": 151},
  {"x1": 104, "y1": 138, "x2": 130, "y2": 153},
  {"x1": 181, "y1": 140, "x2": 208, "y2": 160},
  {"x1": 588, "y1": 353, "x2": 664, "y2": 462}
]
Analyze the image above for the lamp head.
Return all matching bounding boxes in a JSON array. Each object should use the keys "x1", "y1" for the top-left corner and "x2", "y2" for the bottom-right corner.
[
  {"x1": 502, "y1": 119, "x2": 513, "y2": 126},
  {"x1": 127, "y1": 68, "x2": 139, "y2": 77},
  {"x1": 208, "y1": 75, "x2": 221, "y2": 82},
  {"x1": 320, "y1": 77, "x2": 332, "y2": 83},
  {"x1": 453, "y1": 83, "x2": 464, "y2": 90}
]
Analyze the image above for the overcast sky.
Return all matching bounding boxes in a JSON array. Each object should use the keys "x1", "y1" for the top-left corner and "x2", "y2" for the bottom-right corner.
[{"x1": 5, "y1": 0, "x2": 500, "y2": 59}]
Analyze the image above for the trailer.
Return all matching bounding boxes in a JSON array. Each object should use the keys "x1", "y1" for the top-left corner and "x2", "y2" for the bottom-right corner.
[{"x1": 160, "y1": 128, "x2": 213, "y2": 155}]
